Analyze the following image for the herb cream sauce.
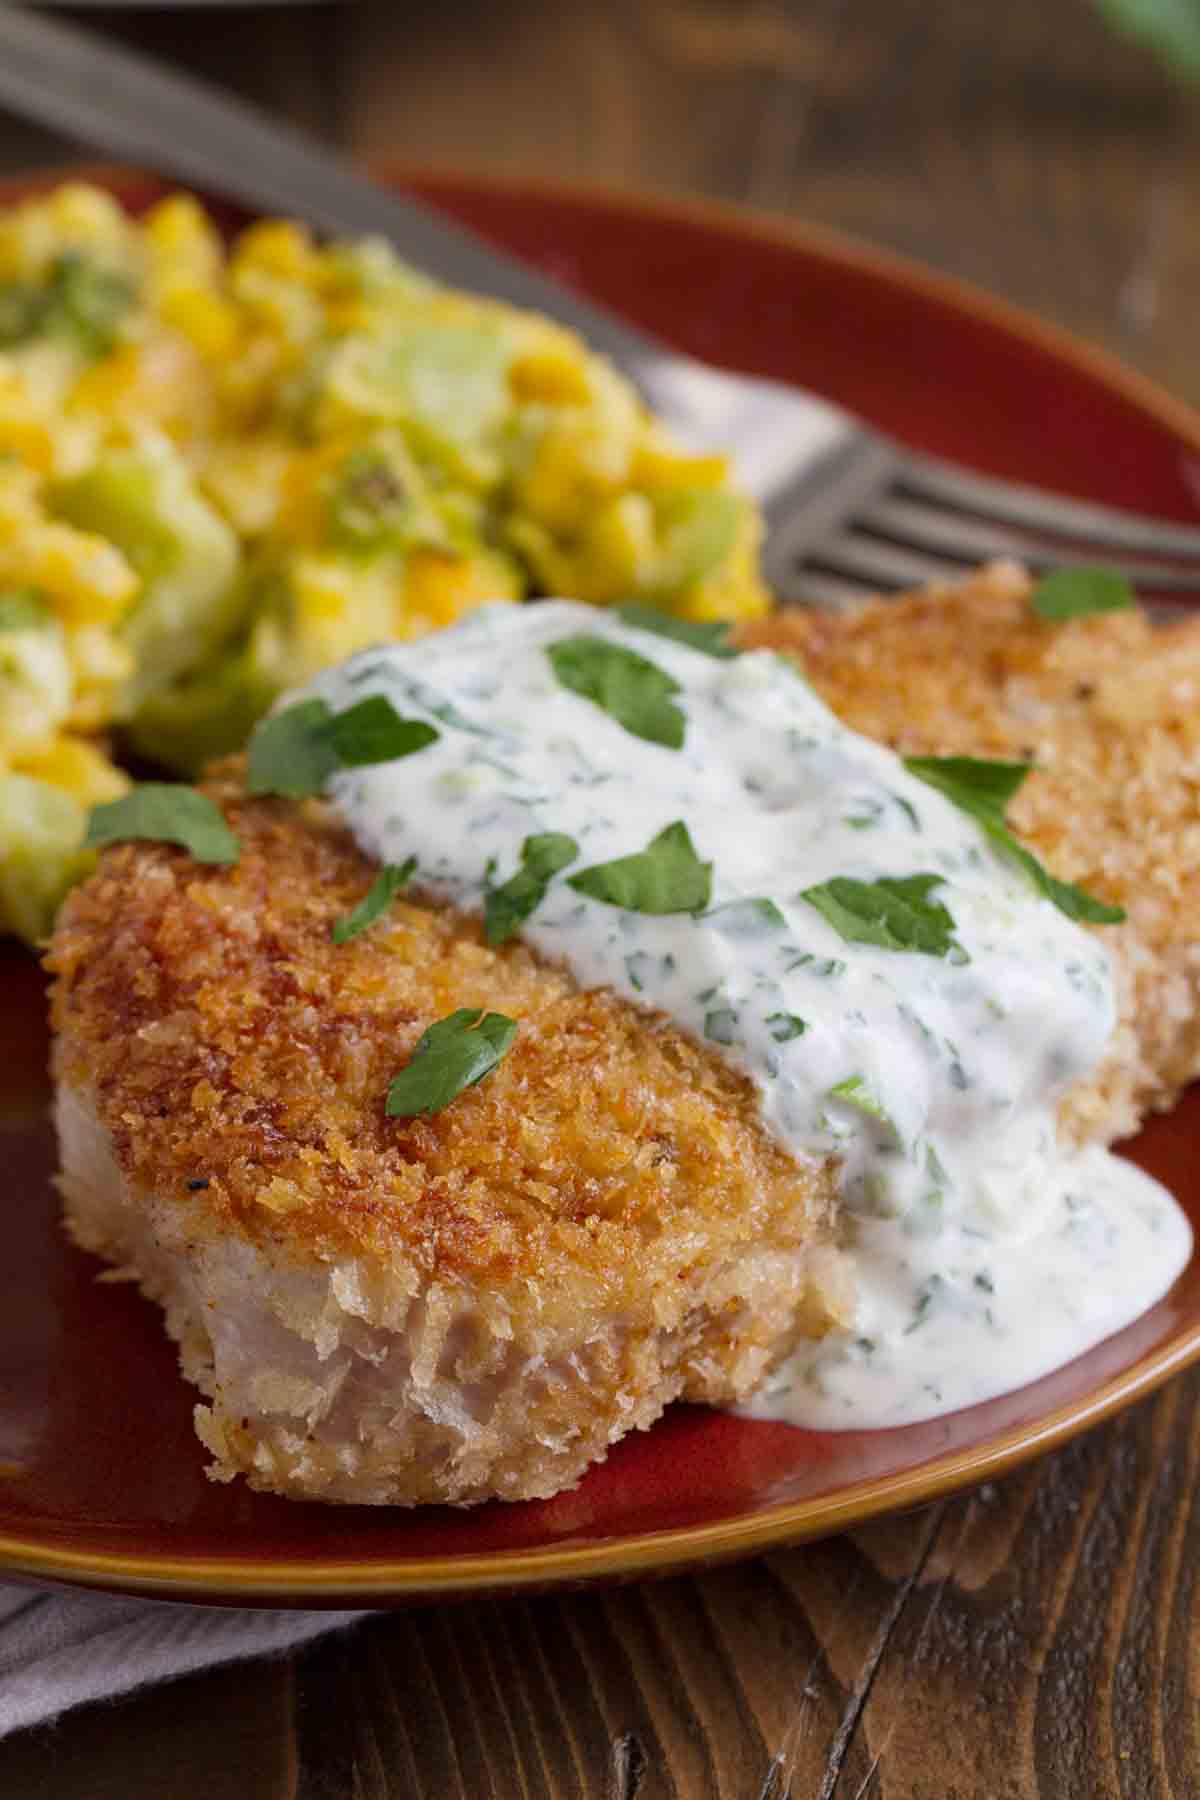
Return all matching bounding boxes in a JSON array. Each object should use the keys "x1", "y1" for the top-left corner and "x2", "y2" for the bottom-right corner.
[{"x1": 303, "y1": 602, "x2": 1191, "y2": 1429}]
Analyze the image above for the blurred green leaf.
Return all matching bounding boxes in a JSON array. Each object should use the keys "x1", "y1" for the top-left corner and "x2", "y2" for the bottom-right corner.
[{"x1": 1094, "y1": 0, "x2": 1200, "y2": 79}]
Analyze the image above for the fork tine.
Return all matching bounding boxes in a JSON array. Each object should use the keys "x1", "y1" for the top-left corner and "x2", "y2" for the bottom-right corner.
[
  {"x1": 859, "y1": 496, "x2": 1200, "y2": 589},
  {"x1": 784, "y1": 569, "x2": 880, "y2": 610},
  {"x1": 805, "y1": 532, "x2": 972, "y2": 593},
  {"x1": 898, "y1": 453, "x2": 1200, "y2": 557},
  {"x1": 812, "y1": 524, "x2": 1200, "y2": 595},
  {"x1": 760, "y1": 438, "x2": 899, "y2": 596}
]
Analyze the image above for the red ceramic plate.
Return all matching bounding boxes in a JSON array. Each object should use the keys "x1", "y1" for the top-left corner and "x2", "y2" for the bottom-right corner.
[{"x1": 3, "y1": 166, "x2": 1200, "y2": 1607}]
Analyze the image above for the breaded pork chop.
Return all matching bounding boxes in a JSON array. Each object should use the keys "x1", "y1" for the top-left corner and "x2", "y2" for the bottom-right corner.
[
  {"x1": 49, "y1": 564, "x2": 1200, "y2": 1508},
  {"x1": 744, "y1": 561, "x2": 1200, "y2": 1146},
  {"x1": 49, "y1": 764, "x2": 843, "y2": 1507}
]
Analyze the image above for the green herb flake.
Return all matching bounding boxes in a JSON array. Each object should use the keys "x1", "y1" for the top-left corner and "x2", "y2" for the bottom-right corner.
[
  {"x1": 1031, "y1": 565, "x2": 1135, "y2": 621},
  {"x1": 615, "y1": 603, "x2": 737, "y2": 659},
  {"x1": 904, "y1": 754, "x2": 1125, "y2": 924},
  {"x1": 248, "y1": 694, "x2": 439, "y2": 799},
  {"x1": 85, "y1": 785, "x2": 239, "y2": 865},
  {"x1": 568, "y1": 820, "x2": 712, "y2": 915},
  {"x1": 801, "y1": 872, "x2": 963, "y2": 958},
  {"x1": 828, "y1": 1075, "x2": 895, "y2": 1129},
  {"x1": 546, "y1": 635, "x2": 686, "y2": 749},
  {"x1": 625, "y1": 951, "x2": 651, "y2": 991},
  {"x1": 332, "y1": 857, "x2": 417, "y2": 944},
  {"x1": 707, "y1": 896, "x2": 787, "y2": 932},
  {"x1": 385, "y1": 1007, "x2": 517, "y2": 1118},
  {"x1": 766, "y1": 1012, "x2": 807, "y2": 1042},
  {"x1": 704, "y1": 1007, "x2": 738, "y2": 1044},
  {"x1": 0, "y1": 588, "x2": 49, "y2": 632},
  {"x1": 905, "y1": 1274, "x2": 944, "y2": 1334},
  {"x1": 484, "y1": 831, "x2": 579, "y2": 946}
]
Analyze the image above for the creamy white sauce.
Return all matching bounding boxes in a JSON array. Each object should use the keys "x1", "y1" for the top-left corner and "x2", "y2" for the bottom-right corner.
[{"x1": 299, "y1": 602, "x2": 1192, "y2": 1429}]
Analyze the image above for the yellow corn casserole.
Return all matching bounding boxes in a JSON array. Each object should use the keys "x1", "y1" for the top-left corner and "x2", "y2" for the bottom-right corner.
[{"x1": 0, "y1": 182, "x2": 768, "y2": 941}]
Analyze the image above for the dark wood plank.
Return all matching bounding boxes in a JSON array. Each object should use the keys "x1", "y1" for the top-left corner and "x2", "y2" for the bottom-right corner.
[
  {"x1": 0, "y1": 1655, "x2": 296, "y2": 1799},
  {"x1": 277, "y1": 1380, "x2": 1200, "y2": 1798},
  {"x1": 343, "y1": 0, "x2": 1200, "y2": 407},
  {"x1": 285, "y1": 1511, "x2": 940, "y2": 1800},
  {"x1": 839, "y1": 1377, "x2": 1200, "y2": 1798}
]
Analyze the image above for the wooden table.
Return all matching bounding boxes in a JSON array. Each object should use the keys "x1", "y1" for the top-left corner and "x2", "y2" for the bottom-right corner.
[{"x1": 2, "y1": 3, "x2": 1199, "y2": 1794}]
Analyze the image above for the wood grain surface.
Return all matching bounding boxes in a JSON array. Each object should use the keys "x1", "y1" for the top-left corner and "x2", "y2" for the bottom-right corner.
[{"x1": 1, "y1": 2, "x2": 1198, "y2": 1794}]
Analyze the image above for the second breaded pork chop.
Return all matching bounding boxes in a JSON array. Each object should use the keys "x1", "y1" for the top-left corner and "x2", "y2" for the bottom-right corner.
[
  {"x1": 49, "y1": 766, "x2": 844, "y2": 1507},
  {"x1": 743, "y1": 561, "x2": 1200, "y2": 1146}
]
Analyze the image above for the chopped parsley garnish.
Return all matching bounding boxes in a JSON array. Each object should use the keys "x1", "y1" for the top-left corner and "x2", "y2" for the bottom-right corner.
[
  {"x1": 332, "y1": 858, "x2": 417, "y2": 944},
  {"x1": 568, "y1": 820, "x2": 712, "y2": 915},
  {"x1": 615, "y1": 604, "x2": 738, "y2": 659},
  {"x1": 484, "y1": 832, "x2": 579, "y2": 946},
  {"x1": 907, "y1": 755, "x2": 1028, "y2": 815},
  {"x1": 385, "y1": 1008, "x2": 517, "y2": 1118},
  {"x1": 904, "y1": 754, "x2": 1125, "y2": 924},
  {"x1": 0, "y1": 588, "x2": 49, "y2": 631},
  {"x1": 84, "y1": 785, "x2": 239, "y2": 865},
  {"x1": 766, "y1": 1012, "x2": 807, "y2": 1042},
  {"x1": 328, "y1": 695, "x2": 438, "y2": 767},
  {"x1": 1031, "y1": 566, "x2": 1135, "y2": 621},
  {"x1": 801, "y1": 873, "x2": 963, "y2": 958},
  {"x1": 546, "y1": 636, "x2": 686, "y2": 749},
  {"x1": 247, "y1": 699, "x2": 341, "y2": 798},
  {"x1": 248, "y1": 695, "x2": 439, "y2": 799}
]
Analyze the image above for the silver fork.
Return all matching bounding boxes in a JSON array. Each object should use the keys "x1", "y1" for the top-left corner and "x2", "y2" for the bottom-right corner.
[{"x1": 2, "y1": 6, "x2": 1199, "y2": 610}]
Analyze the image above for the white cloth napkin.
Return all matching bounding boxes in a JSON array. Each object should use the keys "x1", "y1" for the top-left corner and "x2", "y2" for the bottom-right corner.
[{"x1": 0, "y1": 1585, "x2": 366, "y2": 1738}]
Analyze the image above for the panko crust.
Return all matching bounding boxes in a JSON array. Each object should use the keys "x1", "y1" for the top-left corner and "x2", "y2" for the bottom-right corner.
[
  {"x1": 49, "y1": 762, "x2": 833, "y2": 1294},
  {"x1": 48, "y1": 761, "x2": 843, "y2": 1503},
  {"x1": 742, "y1": 561, "x2": 1200, "y2": 1141},
  {"x1": 48, "y1": 562, "x2": 1200, "y2": 1504}
]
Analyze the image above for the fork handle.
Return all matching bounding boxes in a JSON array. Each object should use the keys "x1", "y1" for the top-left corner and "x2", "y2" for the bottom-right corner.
[{"x1": 0, "y1": 7, "x2": 661, "y2": 371}]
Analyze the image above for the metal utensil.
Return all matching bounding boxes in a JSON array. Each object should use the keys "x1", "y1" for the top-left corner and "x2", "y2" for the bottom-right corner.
[{"x1": 1, "y1": 5, "x2": 1198, "y2": 606}]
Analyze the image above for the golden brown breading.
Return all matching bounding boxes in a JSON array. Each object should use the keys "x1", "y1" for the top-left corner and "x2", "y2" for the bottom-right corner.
[
  {"x1": 49, "y1": 562, "x2": 1200, "y2": 1506},
  {"x1": 48, "y1": 764, "x2": 842, "y2": 1505},
  {"x1": 741, "y1": 560, "x2": 1200, "y2": 1142}
]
